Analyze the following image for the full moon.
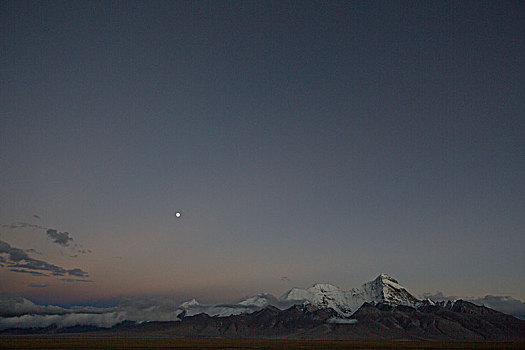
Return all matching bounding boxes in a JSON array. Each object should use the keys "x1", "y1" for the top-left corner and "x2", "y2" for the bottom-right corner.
[{"x1": 175, "y1": 212, "x2": 181, "y2": 218}]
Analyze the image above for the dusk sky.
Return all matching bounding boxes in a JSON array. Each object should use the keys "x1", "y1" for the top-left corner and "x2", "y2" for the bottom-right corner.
[{"x1": 1, "y1": 1, "x2": 524, "y2": 306}]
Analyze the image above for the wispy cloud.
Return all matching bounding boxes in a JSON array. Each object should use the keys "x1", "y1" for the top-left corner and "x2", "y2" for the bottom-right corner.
[
  {"x1": 11, "y1": 260, "x2": 67, "y2": 276},
  {"x1": 1, "y1": 222, "x2": 45, "y2": 230},
  {"x1": 66, "y1": 268, "x2": 89, "y2": 278},
  {"x1": 60, "y1": 278, "x2": 93, "y2": 283},
  {"x1": 75, "y1": 248, "x2": 92, "y2": 254},
  {"x1": 1, "y1": 222, "x2": 91, "y2": 254},
  {"x1": 9, "y1": 269, "x2": 48, "y2": 277}
]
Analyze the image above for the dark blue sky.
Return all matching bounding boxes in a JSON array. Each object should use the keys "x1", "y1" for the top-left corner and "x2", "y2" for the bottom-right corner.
[{"x1": 1, "y1": 1, "x2": 524, "y2": 303}]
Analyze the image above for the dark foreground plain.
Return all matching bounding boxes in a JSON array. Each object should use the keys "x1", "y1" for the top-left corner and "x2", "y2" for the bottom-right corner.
[{"x1": 1, "y1": 337, "x2": 524, "y2": 350}]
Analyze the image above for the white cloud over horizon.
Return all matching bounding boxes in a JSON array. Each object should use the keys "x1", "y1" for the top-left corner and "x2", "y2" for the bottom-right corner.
[{"x1": 422, "y1": 292, "x2": 525, "y2": 318}]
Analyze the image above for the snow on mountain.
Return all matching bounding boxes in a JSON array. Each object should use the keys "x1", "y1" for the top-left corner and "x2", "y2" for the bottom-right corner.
[
  {"x1": 356, "y1": 273, "x2": 419, "y2": 306},
  {"x1": 280, "y1": 283, "x2": 354, "y2": 316},
  {"x1": 278, "y1": 273, "x2": 419, "y2": 316},
  {"x1": 176, "y1": 273, "x2": 420, "y2": 319},
  {"x1": 179, "y1": 274, "x2": 421, "y2": 318},
  {"x1": 3, "y1": 274, "x2": 524, "y2": 332}
]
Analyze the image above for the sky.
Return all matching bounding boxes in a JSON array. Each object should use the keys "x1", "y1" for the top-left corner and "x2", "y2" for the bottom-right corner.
[{"x1": 1, "y1": 1, "x2": 524, "y2": 306}]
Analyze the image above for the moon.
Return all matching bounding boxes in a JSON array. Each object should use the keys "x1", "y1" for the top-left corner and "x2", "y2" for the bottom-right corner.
[{"x1": 175, "y1": 212, "x2": 181, "y2": 218}]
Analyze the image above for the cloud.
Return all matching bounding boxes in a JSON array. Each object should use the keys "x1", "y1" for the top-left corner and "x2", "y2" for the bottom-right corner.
[
  {"x1": 1, "y1": 222, "x2": 45, "y2": 230},
  {"x1": 0, "y1": 290, "x2": 342, "y2": 331},
  {"x1": 423, "y1": 291, "x2": 525, "y2": 318},
  {"x1": 46, "y1": 229, "x2": 73, "y2": 247},
  {"x1": 25, "y1": 248, "x2": 42, "y2": 255},
  {"x1": 470, "y1": 295, "x2": 525, "y2": 318},
  {"x1": 67, "y1": 268, "x2": 89, "y2": 277},
  {"x1": 28, "y1": 283, "x2": 47, "y2": 288},
  {"x1": 60, "y1": 278, "x2": 93, "y2": 283},
  {"x1": 75, "y1": 248, "x2": 92, "y2": 254},
  {"x1": 0, "y1": 292, "x2": 67, "y2": 317},
  {"x1": 326, "y1": 317, "x2": 358, "y2": 324},
  {"x1": 0, "y1": 240, "x2": 11, "y2": 253},
  {"x1": 0, "y1": 240, "x2": 89, "y2": 279},
  {"x1": 0, "y1": 312, "x2": 125, "y2": 330},
  {"x1": 9, "y1": 269, "x2": 49, "y2": 277},
  {"x1": 11, "y1": 259, "x2": 67, "y2": 276},
  {"x1": 0, "y1": 291, "x2": 367, "y2": 331},
  {"x1": 0, "y1": 294, "x2": 183, "y2": 330},
  {"x1": 0, "y1": 293, "x2": 291, "y2": 331},
  {"x1": 32, "y1": 215, "x2": 41, "y2": 219},
  {"x1": 8, "y1": 248, "x2": 29, "y2": 261},
  {"x1": 1, "y1": 221, "x2": 91, "y2": 253}
]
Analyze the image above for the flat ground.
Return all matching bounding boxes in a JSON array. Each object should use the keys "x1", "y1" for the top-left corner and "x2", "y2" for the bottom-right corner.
[{"x1": 0, "y1": 337, "x2": 524, "y2": 349}]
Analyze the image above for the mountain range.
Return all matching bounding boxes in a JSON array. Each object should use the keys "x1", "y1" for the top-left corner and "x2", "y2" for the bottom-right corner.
[
  {"x1": 1, "y1": 274, "x2": 524, "y2": 341},
  {"x1": 174, "y1": 273, "x2": 420, "y2": 319}
]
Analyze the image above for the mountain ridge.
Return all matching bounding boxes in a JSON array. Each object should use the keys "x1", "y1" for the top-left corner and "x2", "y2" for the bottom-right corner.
[
  {"x1": 2, "y1": 273, "x2": 525, "y2": 341},
  {"x1": 4, "y1": 300, "x2": 523, "y2": 341}
]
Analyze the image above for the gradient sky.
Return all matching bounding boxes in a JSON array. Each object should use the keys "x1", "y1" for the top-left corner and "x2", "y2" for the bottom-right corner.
[{"x1": 1, "y1": 1, "x2": 524, "y2": 306}]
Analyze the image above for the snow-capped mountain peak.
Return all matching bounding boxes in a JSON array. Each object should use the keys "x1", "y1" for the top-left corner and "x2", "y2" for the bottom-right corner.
[
  {"x1": 360, "y1": 273, "x2": 419, "y2": 306},
  {"x1": 278, "y1": 274, "x2": 419, "y2": 316}
]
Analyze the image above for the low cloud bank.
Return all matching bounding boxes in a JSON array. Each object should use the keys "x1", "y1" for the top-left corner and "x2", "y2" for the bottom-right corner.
[
  {"x1": 423, "y1": 292, "x2": 525, "y2": 319},
  {"x1": 0, "y1": 294, "x2": 185, "y2": 330},
  {"x1": 0, "y1": 312, "x2": 125, "y2": 330},
  {"x1": 471, "y1": 295, "x2": 525, "y2": 318},
  {"x1": 326, "y1": 317, "x2": 358, "y2": 324},
  {"x1": 0, "y1": 293, "x2": 300, "y2": 330},
  {"x1": 0, "y1": 292, "x2": 67, "y2": 318}
]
